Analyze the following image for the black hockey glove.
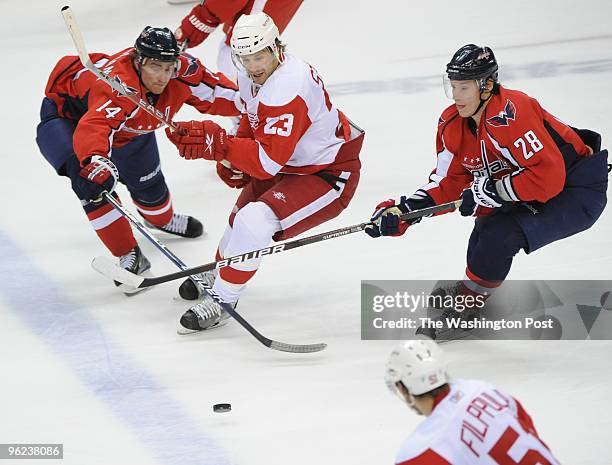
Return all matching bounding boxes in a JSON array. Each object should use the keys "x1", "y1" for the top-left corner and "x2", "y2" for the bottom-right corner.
[
  {"x1": 365, "y1": 191, "x2": 435, "y2": 237},
  {"x1": 459, "y1": 177, "x2": 505, "y2": 217}
]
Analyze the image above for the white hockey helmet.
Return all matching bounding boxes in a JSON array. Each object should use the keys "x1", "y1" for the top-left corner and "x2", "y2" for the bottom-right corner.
[
  {"x1": 385, "y1": 339, "x2": 449, "y2": 397},
  {"x1": 230, "y1": 12, "x2": 281, "y2": 58}
]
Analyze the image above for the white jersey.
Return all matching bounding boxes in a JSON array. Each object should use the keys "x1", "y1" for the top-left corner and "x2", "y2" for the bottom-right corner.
[
  {"x1": 395, "y1": 379, "x2": 560, "y2": 465},
  {"x1": 225, "y1": 54, "x2": 360, "y2": 179}
]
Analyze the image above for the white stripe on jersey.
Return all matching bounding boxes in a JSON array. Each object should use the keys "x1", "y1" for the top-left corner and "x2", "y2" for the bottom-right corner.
[
  {"x1": 500, "y1": 174, "x2": 521, "y2": 202},
  {"x1": 486, "y1": 132, "x2": 521, "y2": 168},
  {"x1": 190, "y1": 81, "x2": 241, "y2": 112},
  {"x1": 436, "y1": 136, "x2": 454, "y2": 178},
  {"x1": 250, "y1": 0, "x2": 268, "y2": 14},
  {"x1": 421, "y1": 138, "x2": 454, "y2": 192},
  {"x1": 258, "y1": 143, "x2": 284, "y2": 176}
]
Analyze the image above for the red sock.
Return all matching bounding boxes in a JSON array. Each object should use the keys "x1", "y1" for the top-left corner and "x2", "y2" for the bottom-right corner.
[
  {"x1": 134, "y1": 196, "x2": 173, "y2": 227},
  {"x1": 87, "y1": 202, "x2": 136, "y2": 257}
]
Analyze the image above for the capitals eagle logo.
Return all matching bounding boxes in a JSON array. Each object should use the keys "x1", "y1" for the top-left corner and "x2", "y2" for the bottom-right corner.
[
  {"x1": 487, "y1": 99, "x2": 516, "y2": 127},
  {"x1": 178, "y1": 52, "x2": 199, "y2": 78}
]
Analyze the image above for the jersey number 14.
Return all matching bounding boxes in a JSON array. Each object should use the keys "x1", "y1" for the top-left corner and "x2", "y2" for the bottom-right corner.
[{"x1": 95, "y1": 99, "x2": 122, "y2": 119}]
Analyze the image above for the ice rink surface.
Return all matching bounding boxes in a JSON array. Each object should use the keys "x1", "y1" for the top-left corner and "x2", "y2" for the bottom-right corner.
[{"x1": 1, "y1": 1, "x2": 612, "y2": 463}]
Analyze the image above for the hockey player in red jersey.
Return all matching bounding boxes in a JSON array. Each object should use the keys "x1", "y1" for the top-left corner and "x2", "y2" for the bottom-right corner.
[
  {"x1": 174, "y1": 0, "x2": 303, "y2": 79},
  {"x1": 37, "y1": 27, "x2": 241, "y2": 292},
  {"x1": 165, "y1": 13, "x2": 364, "y2": 333},
  {"x1": 386, "y1": 339, "x2": 561, "y2": 465},
  {"x1": 366, "y1": 44, "x2": 608, "y2": 335}
]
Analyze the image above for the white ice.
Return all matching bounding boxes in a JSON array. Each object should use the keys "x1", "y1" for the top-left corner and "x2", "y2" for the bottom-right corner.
[{"x1": 1, "y1": 1, "x2": 611, "y2": 464}]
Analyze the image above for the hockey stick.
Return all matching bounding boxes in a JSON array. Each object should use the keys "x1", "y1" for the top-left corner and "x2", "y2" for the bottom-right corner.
[
  {"x1": 61, "y1": 8, "x2": 317, "y2": 352},
  {"x1": 61, "y1": 6, "x2": 184, "y2": 133},
  {"x1": 62, "y1": 5, "x2": 237, "y2": 170},
  {"x1": 101, "y1": 193, "x2": 326, "y2": 353},
  {"x1": 92, "y1": 200, "x2": 462, "y2": 289}
]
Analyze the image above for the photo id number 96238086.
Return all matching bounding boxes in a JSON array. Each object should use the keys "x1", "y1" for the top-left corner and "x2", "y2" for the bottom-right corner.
[{"x1": 0, "y1": 444, "x2": 63, "y2": 459}]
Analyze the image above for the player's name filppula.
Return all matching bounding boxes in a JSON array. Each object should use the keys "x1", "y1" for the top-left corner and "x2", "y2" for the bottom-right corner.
[{"x1": 372, "y1": 316, "x2": 556, "y2": 331}]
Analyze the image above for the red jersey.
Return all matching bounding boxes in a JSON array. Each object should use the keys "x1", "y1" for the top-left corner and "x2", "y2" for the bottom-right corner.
[
  {"x1": 183, "y1": 0, "x2": 302, "y2": 45},
  {"x1": 223, "y1": 54, "x2": 359, "y2": 180},
  {"x1": 420, "y1": 86, "x2": 590, "y2": 215},
  {"x1": 44, "y1": 48, "x2": 241, "y2": 163},
  {"x1": 395, "y1": 379, "x2": 560, "y2": 465}
]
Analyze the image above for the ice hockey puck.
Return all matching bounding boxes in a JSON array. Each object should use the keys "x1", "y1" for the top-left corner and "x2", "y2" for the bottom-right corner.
[{"x1": 213, "y1": 403, "x2": 231, "y2": 413}]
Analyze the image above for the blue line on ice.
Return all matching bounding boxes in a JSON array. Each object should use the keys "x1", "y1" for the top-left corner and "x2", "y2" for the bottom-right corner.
[{"x1": 0, "y1": 232, "x2": 230, "y2": 465}]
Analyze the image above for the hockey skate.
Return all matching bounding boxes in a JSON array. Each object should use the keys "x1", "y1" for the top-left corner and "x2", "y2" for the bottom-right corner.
[
  {"x1": 177, "y1": 293, "x2": 236, "y2": 335},
  {"x1": 178, "y1": 271, "x2": 216, "y2": 300},
  {"x1": 114, "y1": 245, "x2": 151, "y2": 295},
  {"x1": 144, "y1": 213, "x2": 204, "y2": 238},
  {"x1": 416, "y1": 281, "x2": 484, "y2": 341}
]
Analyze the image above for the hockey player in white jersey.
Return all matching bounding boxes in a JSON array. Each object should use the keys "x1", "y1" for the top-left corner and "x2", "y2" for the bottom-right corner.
[
  {"x1": 386, "y1": 340, "x2": 561, "y2": 465},
  {"x1": 166, "y1": 12, "x2": 364, "y2": 333}
]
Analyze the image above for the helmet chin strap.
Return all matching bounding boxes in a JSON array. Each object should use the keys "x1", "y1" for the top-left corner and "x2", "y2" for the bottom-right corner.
[
  {"x1": 470, "y1": 78, "x2": 496, "y2": 117},
  {"x1": 471, "y1": 90, "x2": 493, "y2": 117}
]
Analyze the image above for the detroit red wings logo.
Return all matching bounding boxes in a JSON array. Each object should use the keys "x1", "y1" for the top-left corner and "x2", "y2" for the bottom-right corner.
[{"x1": 487, "y1": 99, "x2": 517, "y2": 127}]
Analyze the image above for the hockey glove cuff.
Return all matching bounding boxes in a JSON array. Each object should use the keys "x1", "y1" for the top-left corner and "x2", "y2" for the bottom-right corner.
[
  {"x1": 459, "y1": 177, "x2": 505, "y2": 217},
  {"x1": 216, "y1": 161, "x2": 251, "y2": 189},
  {"x1": 75, "y1": 155, "x2": 119, "y2": 203}
]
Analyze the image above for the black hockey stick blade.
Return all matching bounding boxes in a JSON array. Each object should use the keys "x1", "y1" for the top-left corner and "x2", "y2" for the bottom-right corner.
[
  {"x1": 222, "y1": 301, "x2": 326, "y2": 353},
  {"x1": 92, "y1": 200, "x2": 462, "y2": 289}
]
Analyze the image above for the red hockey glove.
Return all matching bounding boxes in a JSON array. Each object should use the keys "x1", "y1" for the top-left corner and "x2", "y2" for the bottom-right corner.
[
  {"x1": 216, "y1": 162, "x2": 251, "y2": 189},
  {"x1": 166, "y1": 121, "x2": 228, "y2": 161},
  {"x1": 74, "y1": 155, "x2": 119, "y2": 203},
  {"x1": 175, "y1": 4, "x2": 219, "y2": 48}
]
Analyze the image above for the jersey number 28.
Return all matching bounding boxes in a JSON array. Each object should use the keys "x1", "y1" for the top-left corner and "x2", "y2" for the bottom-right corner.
[{"x1": 513, "y1": 131, "x2": 544, "y2": 160}]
